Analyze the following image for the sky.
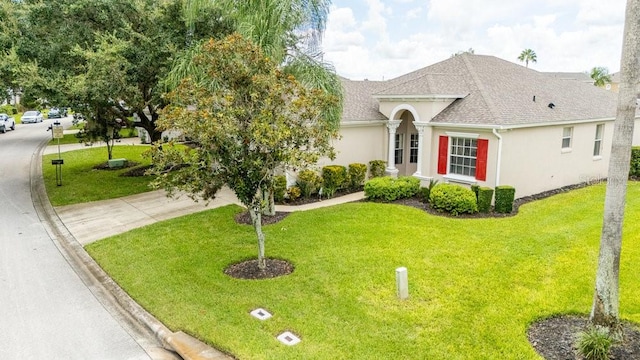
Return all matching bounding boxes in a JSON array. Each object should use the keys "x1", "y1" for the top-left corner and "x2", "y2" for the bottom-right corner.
[{"x1": 321, "y1": 0, "x2": 627, "y2": 80}]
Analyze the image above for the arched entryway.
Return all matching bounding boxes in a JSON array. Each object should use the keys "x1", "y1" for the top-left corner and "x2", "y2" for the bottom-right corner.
[{"x1": 385, "y1": 105, "x2": 424, "y2": 177}]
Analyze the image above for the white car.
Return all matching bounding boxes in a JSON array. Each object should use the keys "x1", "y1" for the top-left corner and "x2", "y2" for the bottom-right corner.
[
  {"x1": 0, "y1": 113, "x2": 16, "y2": 133},
  {"x1": 21, "y1": 110, "x2": 44, "y2": 124}
]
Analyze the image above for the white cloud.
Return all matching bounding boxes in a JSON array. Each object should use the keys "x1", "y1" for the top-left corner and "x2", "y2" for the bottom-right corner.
[{"x1": 322, "y1": 0, "x2": 627, "y2": 80}]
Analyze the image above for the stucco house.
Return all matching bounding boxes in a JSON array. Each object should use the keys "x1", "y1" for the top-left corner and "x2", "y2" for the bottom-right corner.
[{"x1": 326, "y1": 54, "x2": 640, "y2": 198}]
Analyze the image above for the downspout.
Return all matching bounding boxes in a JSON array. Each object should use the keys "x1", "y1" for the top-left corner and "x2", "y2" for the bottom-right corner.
[{"x1": 492, "y1": 128, "x2": 503, "y2": 187}]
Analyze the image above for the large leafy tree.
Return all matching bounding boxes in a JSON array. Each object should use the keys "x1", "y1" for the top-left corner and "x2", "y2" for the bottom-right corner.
[
  {"x1": 518, "y1": 48, "x2": 537, "y2": 68},
  {"x1": 0, "y1": 0, "x2": 21, "y2": 103},
  {"x1": 149, "y1": 34, "x2": 339, "y2": 270},
  {"x1": 590, "y1": 66, "x2": 612, "y2": 87},
  {"x1": 589, "y1": 0, "x2": 639, "y2": 337},
  {"x1": 176, "y1": 0, "x2": 343, "y2": 215},
  {"x1": 13, "y1": 0, "x2": 232, "y2": 144}
]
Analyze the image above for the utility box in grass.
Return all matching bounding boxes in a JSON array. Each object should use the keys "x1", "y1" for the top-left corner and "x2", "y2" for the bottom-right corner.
[{"x1": 108, "y1": 158, "x2": 127, "y2": 169}]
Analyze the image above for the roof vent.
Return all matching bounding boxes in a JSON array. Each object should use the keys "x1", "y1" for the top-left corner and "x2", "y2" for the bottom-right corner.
[
  {"x1": 548, "y1": 103, "x2": 555, "y2": 109},
  {"x1": 533, "y1": 95, "x2": 536, "y2": 102}
]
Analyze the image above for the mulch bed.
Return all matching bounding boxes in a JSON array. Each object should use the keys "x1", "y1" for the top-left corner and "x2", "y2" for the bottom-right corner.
[
  {"x1": 528, "y1": 315, "x2": 640, "y2": 359},
  {"x1": 234, "y1": 211, "x2": 290, "y2": 225},
  {"x1": 224, "y1": 258, "x2": 294, "y2": 280}
]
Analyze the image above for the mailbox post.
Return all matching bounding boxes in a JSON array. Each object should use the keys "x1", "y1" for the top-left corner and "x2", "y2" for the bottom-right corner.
[{"x1": 51, "y1": 121, "x2": 64, "y2": 186}]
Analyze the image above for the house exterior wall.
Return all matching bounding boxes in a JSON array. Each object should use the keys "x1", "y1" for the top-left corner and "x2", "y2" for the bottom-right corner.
[
  {"x1": 499, "y1": 121, "x2": 613, "y2": 198},
  {"x1": 325, "y1": 122, "x2": 387, "y2": 168}
]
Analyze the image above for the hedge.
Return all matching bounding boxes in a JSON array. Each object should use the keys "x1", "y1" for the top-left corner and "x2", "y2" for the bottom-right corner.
[
  {"x1": 631, "y1": 147, "x2": 640, "y2": 177},
  {"x1": 273, "y1": 175, "x2": 287, "y2": 203},
  {"x1": 322, "y1": 165, "x2": 347, "y2": 198},
  {"x1": 477, "y1": 187, "x2": 494, "y2": 213},
  {"x1": 368, "y1": 160, "x2": 387, "y2": 178},
  {"x1": 364, "y1": 176, "x2": 420, "y2": 202},
  {"x1": 494, "y1": 185, "x2": 516, "y2": 213},
  {"x1": 297, "y1": 169, "x2": 321, "y2": 198},
  {"x1": 429, "y1": 183, "x2": 478, "y2": 216},
  {"x1": 348, "y1": 163, "x2": 367, "y2": 190}
]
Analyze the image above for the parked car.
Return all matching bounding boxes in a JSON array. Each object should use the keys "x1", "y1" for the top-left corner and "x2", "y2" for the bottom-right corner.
[
  {"x1": 21, "y1": 110, "x2": 44, "y2": 124},
  {"x1": 48, "y1": 108, "x2": 63, "y2": 119},
  {"x1": 0, "y1": 113, "x2": 16, "y2": 133}
]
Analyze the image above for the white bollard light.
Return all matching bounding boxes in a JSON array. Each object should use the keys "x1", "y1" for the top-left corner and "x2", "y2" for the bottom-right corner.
[{"x1": 396, "y1": 267, "x2": 409, "y2": 300}]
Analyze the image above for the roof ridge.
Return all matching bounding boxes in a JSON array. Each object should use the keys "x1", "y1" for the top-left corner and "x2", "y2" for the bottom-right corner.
[{"x1": 461, "y1": 54, "x2": 500, "y2": 119}]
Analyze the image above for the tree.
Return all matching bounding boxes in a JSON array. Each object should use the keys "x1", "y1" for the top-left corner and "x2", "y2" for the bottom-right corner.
[
  {"x1": 12, "y1": 0, "x2": 233, "y2": 146},
  {"x1": 590, "y1": 66, "x2": 612, "y2": 87},
  {"x1": 148, "y1": 34, "x2": 339, "y2": 270},
  {"x1": 451, "y1": 48, "x2": 475, "y2": 57},
  {"x1": 177, "y1": 0, "x2": 343, "y2": 215},
  {"x1": 518, "y1": 48, "x2": 537, "y2": 68},
  {"x1": 589, "y1": 0, "x2": 640, "y2": 337}
]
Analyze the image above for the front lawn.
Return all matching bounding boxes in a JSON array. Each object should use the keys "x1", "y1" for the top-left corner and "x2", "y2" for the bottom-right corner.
[
  {"x1": 86, "y1": 182, "x2": 640, "y2": 359},
  {"x1": 43, "y1": 146, "x2": 153, "y2": 206}
]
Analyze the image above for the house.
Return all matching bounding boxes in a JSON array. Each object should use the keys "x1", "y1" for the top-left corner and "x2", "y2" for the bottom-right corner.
[{"x1": 327, "y1": 54, "x2": 640, "y2": 199}]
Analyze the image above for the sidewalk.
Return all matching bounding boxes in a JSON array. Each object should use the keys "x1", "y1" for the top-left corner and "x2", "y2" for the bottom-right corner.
[{"x1": 48, "y1": 137, "x2": 365, "y2": 244}]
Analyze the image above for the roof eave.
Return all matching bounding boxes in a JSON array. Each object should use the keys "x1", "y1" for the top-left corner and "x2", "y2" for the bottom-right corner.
[{"x1": 372, "y1": 94, "x2": 468, "y2": 102}]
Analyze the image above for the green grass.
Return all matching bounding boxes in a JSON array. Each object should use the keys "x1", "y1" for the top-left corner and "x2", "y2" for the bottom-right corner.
[
  {"x1": 43, "y1": 145, "x2": 153, "y2": 206},
  {"x1": 85, "y1": 182, "x2": 640, "y2": 359}
]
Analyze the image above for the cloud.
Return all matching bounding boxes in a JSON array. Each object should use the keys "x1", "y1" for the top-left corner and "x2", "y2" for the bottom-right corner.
[{"x1": 406, "y1": 7, "x2": 422, "y2": 19}]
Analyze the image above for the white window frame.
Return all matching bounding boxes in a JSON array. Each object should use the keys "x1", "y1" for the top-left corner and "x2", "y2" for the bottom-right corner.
[
  {"x1": 593, "y1": 124, "x2": 604, "y2": 158},
  {"x1": 409, "y1": 133, "x2": 419, "y2": 163},
  {"x1": 561, "y1": 126, "x2": 573, "y2": 152},
  {"x1": 448, "y1": 136, "x2": 478, "y2": 178},
  {"x1": 394, "y1": 133, "x2": 404, "y2": 165}
]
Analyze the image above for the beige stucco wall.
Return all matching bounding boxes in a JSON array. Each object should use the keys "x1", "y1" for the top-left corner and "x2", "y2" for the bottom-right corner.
[
  {"x1": 321, "y1": 122, "x2": 387, "y2": 168},
  {"x1": 634, "y1": 118, "x2": 640, "y2": 146},
  {"x1": 498, "y1": 121, "x2": 613, "y2": 198}
]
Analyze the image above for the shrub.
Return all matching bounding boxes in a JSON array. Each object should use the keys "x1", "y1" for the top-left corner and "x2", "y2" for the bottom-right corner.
[
  {"x1": 417, "y1": 179, "x2": 439, "y2": 203},
  {"x1": 273, "y1": 175, "x2": 287, "y2": 203},
  {"x1": 429, "y1": 183, "x2": 478, "y2": 216},
  {"x1": 287, "y1": 186, "x2": 301, "y2": 201},
  {"x1": 494, "y1": 185, "x2": 516, "y2": 213},
  {"x1": 0, "y1": 104, "x2": 17, "y2": 115},
  {"x1": 631, "y1": 147, "x2": 640, "y2": 177},
  {"x1": 322, "y1": 165, "x2": 347, "y2": 198},
  {"x1": 470, "y1": 184, "x2": 480, "y2": 200},
  {"x1": 364, "y1": 176, "x2": 420, "y2": 202},
  {"x1": 368, "y1": 160, "x2": 386, "y2": 178},
  {"x1": 576, "y1": 326, "x2": 615, "y2": 360},
  {"x1": 297, "y1": 169, "x2": 321, "y2": 198},
  {"x1": 477, "y1": 187, "x2": 494, "y2": 213},
  {"x1": 348, "y1": 163, "x2": 367, "y2": 190}
]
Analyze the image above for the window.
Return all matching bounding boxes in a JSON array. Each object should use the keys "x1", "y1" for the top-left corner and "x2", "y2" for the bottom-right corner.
[
  {"x1": 562, "y1": 127, "x2": 573, "y2": 149},
  {"x1": 394, "y1": 133, "x2": 404, "y2": 164},
  {"x1": 437, "y1": 136, "x2": 489, "y2": 181},
  {"x1": 593, "y1": 124, "x2": 604, "y2": 156},
  {"x1": 449, "y1": 137, "x2": 478, "y2": 177},
  {"x1": 409, "y1": 133, "x2": 419, "y2": 163}
]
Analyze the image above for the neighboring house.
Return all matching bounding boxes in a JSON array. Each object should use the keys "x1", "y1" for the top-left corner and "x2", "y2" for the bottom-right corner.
[
  {"x1": 326, "y1": 54, "x2": 640, "y2": 199},
  {"x1": 608, "y1": 72, "x2": 621, "y2": 92}
]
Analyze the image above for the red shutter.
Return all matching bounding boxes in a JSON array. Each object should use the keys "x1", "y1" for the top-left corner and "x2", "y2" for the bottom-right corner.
[
  {"x1": 437, "y1": 136, "x2": 448, "y2": 174},
  {"x1": 476, "y1": 139, "x2": 488, "y2": 181}
]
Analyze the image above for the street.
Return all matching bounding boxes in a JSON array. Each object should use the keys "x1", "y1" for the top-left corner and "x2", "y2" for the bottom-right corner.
[{"x1": 0, "y1": 118, "x2": 151, "y2": 359}]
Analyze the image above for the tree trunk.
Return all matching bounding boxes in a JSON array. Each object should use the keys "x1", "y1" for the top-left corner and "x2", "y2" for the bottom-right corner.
[
  {"x1": 136, "y1": 109, "x2": 162, "y2": 143},
  {"x1": 261, "y1": 188, "x2": 276, "y2": 216},
  {"x1": 590, "y1": 0, "x2": 640, "y2": 337},
  {"x1": 248, "y1": 205, "x2": 266, "y2": 270}
]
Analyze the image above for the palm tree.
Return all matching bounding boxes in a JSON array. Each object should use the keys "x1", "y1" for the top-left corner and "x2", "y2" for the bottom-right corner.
[
  {"x1": 175, "y1": 0, "x2": 343, "y2": 130},
  {"x1": 589, "y1": 0, "x2": 639, "y2": 338},
  {"x1": 518, "y1": 48, "x2": 537, "y2": 68},
  {"x1": 590, "y1": 66, "x2": 612, "y2": 87}
]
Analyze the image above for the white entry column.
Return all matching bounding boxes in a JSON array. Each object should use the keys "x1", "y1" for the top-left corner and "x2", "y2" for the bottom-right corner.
[
  {"x1": 386, "y1": 120, "x2": 402, "y2": 176},
  {"x1": 412, "y1": 122, "x2": 426, "y2": 177}
]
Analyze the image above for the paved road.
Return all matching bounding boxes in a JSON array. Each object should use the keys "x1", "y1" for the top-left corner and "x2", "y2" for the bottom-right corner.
[{"x1": 0, "y1": 118, "x2": 152, "y2": 359}]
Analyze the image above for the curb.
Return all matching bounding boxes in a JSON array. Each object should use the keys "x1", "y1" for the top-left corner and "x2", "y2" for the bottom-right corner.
[{"x1": 31, "y1": 138, "x2": 233, "y2": 360}]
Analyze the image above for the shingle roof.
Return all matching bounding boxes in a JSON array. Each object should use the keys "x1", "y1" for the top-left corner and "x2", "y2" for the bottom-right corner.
[
  {"x1": 340, "y1": 78, "x2": 388, "y2": 121},
  {"x1": 342, "y1": 54, "x2": 619, "y2": 127}
]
